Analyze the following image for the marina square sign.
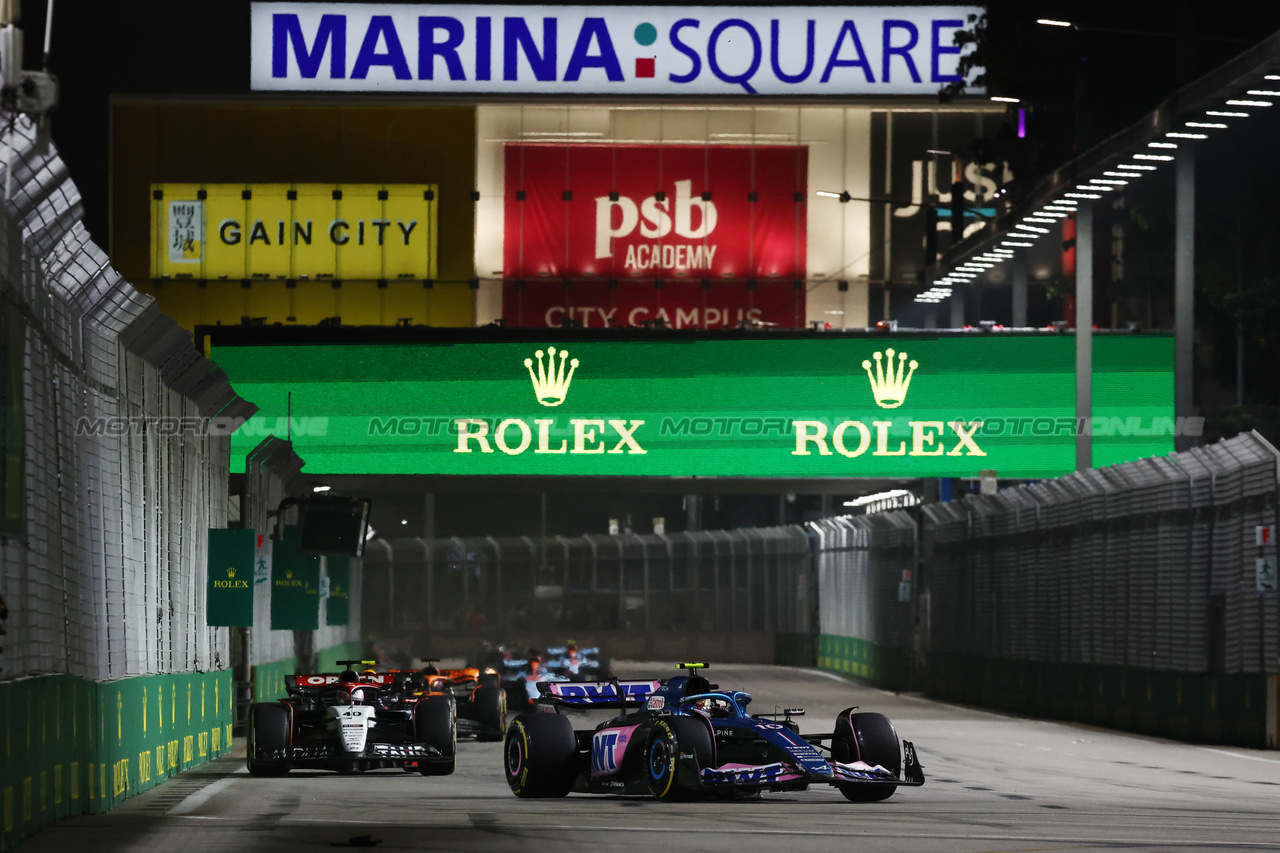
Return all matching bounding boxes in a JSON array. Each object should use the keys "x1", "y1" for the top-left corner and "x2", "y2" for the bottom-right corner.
[
  {"x1": 250, "y1": 4, "x2": 983, "y2": 95},
  {"x1": 212, "y1": 335, "x2": 1174, "y2": 479}
]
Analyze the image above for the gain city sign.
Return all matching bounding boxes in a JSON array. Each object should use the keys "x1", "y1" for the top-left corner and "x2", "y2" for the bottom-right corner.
[
  {"x1": 212, "y1": 335, "x2": 1175, "y2": 478},
  {"x1": 250, "y1": 4, "x2": 982, "y2": 95},
  {"x1": 150, "y1": 183, "x2": 439, "y2": 281}
]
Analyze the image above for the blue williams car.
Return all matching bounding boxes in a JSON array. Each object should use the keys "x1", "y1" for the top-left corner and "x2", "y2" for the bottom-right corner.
[{"x1": 502, "y1": 663, "x2": 924, "y2": 801}]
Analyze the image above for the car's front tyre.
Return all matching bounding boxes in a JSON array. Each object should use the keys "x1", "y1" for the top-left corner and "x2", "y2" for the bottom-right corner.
[
  {"x1": 645, "y1": 716, "x2": 713, "y2": 801},
  {"x1": 833, "y1": 709, "x2": 900, "y2": 802},
  {"x1": 414, "y1": 695, "x2": 457, "y2": 776},
  {"x1": 246, "y1": 703, "x2": 291, "y2": 777},
  {"x1": 473, "y1": 686, "x2": 507, "y2": 742}
]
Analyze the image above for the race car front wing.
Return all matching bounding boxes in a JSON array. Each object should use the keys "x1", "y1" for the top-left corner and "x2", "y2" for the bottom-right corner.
[
  {"x1": 697, "y1": 739, "x2": 925, "y2": 790},
  {"x1": 264, "y1": 742, "x2": 443, "y2": 761}
]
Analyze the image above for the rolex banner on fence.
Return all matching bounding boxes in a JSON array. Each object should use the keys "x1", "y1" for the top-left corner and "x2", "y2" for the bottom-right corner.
[
  {"x1": 271, "y1": 524, "x2": 321, "y2": 631},
  {"x1": 206, "y1": 528, "x2": 256, "y2": 627},
  {"x1": 326, "y1": 556, "x2": 350, "y2": 626}
]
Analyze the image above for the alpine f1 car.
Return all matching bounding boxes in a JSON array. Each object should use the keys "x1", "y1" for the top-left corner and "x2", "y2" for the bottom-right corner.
[
  {"x1": 542, "y1": 644, "x2": 611, "y2": 681},
  {"x1": 247, "y1": 660, "x2": 457, "y2": 776},
  {"x1": 488, "y1": 642, "x2": 611, "y2": 714},
  {"x1": 503, "y1": 663, "x2": 924, "y2": 801}
]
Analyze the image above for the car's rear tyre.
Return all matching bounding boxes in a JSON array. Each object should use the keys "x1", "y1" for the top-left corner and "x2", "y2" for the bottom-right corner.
[
  {"x1": 645, "y1": 716, "x2": 713, "y2": 801},
  {"x1": 247, "y1": 703, "x2": 291, "y2": 777},
  {"x1": 473, "y1": 686, "x2": 507, "y2": 741},
  {"x1": 504, "y1": 713, "x2": 578, "y2": 797},
  {"x1": 414, "y1": 695, "x2": 457, "y2": 776},
  {"x1": 833, "y1": 709, "x2": 900, "y2": 802}
]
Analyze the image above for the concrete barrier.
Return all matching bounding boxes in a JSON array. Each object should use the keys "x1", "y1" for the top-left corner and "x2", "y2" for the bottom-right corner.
[{"x1": 925, "y1": 653, "x2": 1273, "y2": 748}]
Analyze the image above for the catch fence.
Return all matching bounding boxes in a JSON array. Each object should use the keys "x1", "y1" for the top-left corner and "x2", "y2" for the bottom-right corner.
[
  {"x1": 361, "y1": 526, "x2": 814, "y2": 647},
  {"x1": 923, "y1": 431, "x2": 1280, "y2": 675},
  {"x1": 0, "y1": 113, "x2": 254, "y2": 683}
]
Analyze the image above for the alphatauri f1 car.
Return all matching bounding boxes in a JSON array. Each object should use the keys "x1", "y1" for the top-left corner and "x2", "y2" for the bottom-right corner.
[
  {"x1": 247, "y1": 660, "x2": 456, "y2": 776},
  {"x1": 503, "y1": 663, "x2": 924, "y2": 801}
]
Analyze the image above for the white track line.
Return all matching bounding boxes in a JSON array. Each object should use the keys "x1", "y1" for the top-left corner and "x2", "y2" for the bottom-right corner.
[
  {"x1": 167, "y1": 777, "x2": 237, "y2": 815},
  {"x1": 1197, "y1": 747, "x2": 1280, "y2": 765}
]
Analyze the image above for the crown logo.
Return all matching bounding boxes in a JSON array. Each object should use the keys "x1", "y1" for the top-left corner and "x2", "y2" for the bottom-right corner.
[
  {"x1": 226, "y1": 567, "x2": 236, "y2": 578},
  {"x1": 285, "y1": 569, "x2": 293, "y2": 579},
  {"x1": 524, "y1": 347, "x2": 579, "y2": 407},
  {"x1": 862, "y1": 349, "x2": 918, "y2": 409}
]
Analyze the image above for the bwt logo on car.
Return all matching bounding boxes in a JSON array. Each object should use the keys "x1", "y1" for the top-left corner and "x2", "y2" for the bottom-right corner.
[
  {"x1": 250, "y1": 4, "x2": 981, "y2": 96},
  {"x1": 591, "y1": 731, "x2": 622, "y2": 774}
]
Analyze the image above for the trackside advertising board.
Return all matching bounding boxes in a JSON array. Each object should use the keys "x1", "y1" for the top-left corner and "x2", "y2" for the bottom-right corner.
[
  {"x1": 212, "y1": 335, "x2": 1174, "y2": 478},
  {"x1": 250, "y1": 4, "x2": 982, "y2": 95},
  {"x1": 504, "y1": 144, "x2": 806, "y2": 280},
  {"x1": 150, "y1": 183, "x2": 440, "y2": 281}
]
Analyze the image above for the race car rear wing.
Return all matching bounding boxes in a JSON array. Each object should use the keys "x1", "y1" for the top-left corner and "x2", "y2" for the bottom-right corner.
[
  {"x1": 285, "y1": 673, "x2": 398, "y2": 692},
  {"x1": 537, "y1": 679, "x2": 661, "y2": 708}
]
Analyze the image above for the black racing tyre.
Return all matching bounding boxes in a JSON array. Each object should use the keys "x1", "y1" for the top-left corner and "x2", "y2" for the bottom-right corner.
[
  {"x1": 473, "y1": 686, "x2": 507, "y2": 741},
  {"x1": 833, "y1": 709, "x2": 900, "y2": 802},
  {"x1": 247, "y1": 703, "x2": 291, "y2": 777},
  {"x1": 645, "y1": 715, "x2": 714, "y2": 801},
  {"x1": 504, "y1": 713, "x2": 578, "y2": 798},
  {"x1": 479, "y1": 672, "x2": 501, "y2": 689},
  {"x1": 414, "y1": 695, "x2": 457, "y2": 776}
]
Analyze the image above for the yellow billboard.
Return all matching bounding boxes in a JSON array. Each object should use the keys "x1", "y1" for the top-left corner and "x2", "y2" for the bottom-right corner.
[{"x1": 150, "y1": 183, "x2": 439, "y2": 281}]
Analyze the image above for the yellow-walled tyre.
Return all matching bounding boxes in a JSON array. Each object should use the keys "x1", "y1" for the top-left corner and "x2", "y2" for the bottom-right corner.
[
  {"x1": 645, "y1": 716, "x2": 713, "y2": 801},
  {"x1": 504, "y1": 713, "x2": 578, "y2": 797}
]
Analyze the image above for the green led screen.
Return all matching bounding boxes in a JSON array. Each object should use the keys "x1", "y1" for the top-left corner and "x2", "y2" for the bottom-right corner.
[{"x1": 213, "y1": 335, "x2": 1174, "y2": 479}]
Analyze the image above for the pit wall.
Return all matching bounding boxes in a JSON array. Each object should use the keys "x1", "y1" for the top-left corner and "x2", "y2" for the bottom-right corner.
[
  {"x1": 250, "y1": 642, "x2": 363, "y2": 703},
  {"x1": 0, "y1": 670, "x2": 234, "y2": 853}
]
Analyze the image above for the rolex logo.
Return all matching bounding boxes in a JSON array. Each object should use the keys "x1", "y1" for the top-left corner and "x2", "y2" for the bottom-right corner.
[
  {"x1": 286, "y1": 569, "x2": 293, "y2": 579},
  {"x1": 524, "y1": 347, "x2": 579, "y2": 407},
  {"x1": 226, "y1": 567, "x2": 236, "y2": 578},
  {"x1": 863, "y1": 349, "x2": 918, "y2": 409}
]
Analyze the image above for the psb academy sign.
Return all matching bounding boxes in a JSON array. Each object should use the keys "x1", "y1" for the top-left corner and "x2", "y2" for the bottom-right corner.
[
  {"x1": 250, "y1": 4, "x2": 981, "y2": 95},
  {"x1": 502, "y1": 143, "x2": 808, "y2": 329},
  {"x1": 212, "y1": 336, "x2": 1175, "y2": 479},
  {"x1": 151, "y1": 183, "x2": 439, "y2": 281}
]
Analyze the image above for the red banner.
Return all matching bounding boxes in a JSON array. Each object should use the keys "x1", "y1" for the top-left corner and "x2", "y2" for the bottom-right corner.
[
  {"x1": 502, "y1": 279, "x2": 805, "y2": 329},
  {"x1": 503, "y1": 144, "x2": 807, "y2": 328},
  {"x1": 504, "y1": 144, "x2": 806, "y2": 279}
]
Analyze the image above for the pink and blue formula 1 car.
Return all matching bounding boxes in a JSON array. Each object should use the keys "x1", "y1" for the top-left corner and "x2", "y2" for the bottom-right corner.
[{"x1": 502, "y1": 663, "x2": 924, "y2": 801}]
